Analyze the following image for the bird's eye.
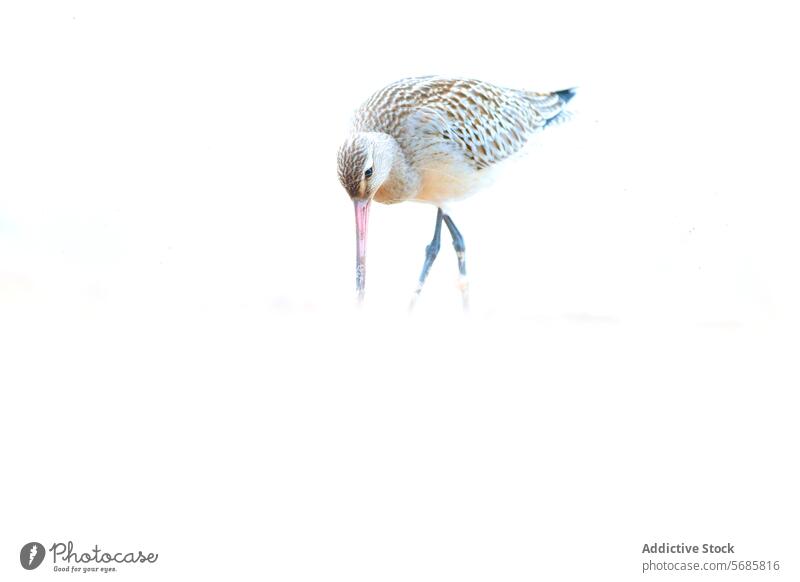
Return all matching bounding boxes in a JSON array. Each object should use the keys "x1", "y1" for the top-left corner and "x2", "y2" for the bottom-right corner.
[{"x1": 365, "y1": 167, "x2": 373, "y2": 178}]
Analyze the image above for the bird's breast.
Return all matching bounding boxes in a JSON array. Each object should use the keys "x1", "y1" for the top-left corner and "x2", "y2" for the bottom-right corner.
[
  {"x1": 413, "y1": 159, "x2": 495, "y2": 205},
  {"x1": 374, "y1": 159, "x2": 494, "y2": 205}
]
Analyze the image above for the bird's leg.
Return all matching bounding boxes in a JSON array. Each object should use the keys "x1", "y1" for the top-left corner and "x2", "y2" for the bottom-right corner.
[
  {"x1": 443, "y1": 214, "x2": 469, "y2": 311},
  {"x1": 409, "y1": 208, "x2": 444, "y2": 309}
]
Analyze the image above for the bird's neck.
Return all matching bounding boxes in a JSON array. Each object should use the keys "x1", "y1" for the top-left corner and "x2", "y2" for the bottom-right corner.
[{"x1": 370, "y1": 132, "x2": 421, "y2": 203}]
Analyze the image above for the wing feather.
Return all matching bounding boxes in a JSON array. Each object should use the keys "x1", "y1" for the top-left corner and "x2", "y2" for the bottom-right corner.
[{"x1": 354, "y1": 77, "x2": 574, "y2": 170}]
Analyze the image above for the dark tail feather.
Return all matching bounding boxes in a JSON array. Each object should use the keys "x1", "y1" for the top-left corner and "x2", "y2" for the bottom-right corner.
[
  {"x1": 555, "y1": 87, "x2": 577, "y2": 105},
  {"x1": 544, "y1": 88, "x2": 577, "y2": 127}
]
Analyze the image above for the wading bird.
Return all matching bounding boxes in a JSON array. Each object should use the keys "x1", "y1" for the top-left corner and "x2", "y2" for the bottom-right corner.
[{"x1": 337, "y1": 76, "x2": 575, "y2": 308}]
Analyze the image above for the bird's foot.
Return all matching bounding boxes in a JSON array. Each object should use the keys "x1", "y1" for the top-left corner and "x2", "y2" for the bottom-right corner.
[
  {"x1": 408, "y1": 283, "x2": 423, "y2": 312},
  {"x1": 457, "y1": 276, "x2": 470, "y2": 312}
]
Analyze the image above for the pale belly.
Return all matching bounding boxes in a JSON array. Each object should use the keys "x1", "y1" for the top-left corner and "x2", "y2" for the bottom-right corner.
[{"x1": 375, "y1": 159, "x2": 495, "y2": 206}]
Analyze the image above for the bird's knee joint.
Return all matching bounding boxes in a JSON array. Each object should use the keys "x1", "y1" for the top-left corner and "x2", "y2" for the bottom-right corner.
[
  {"x1": 425, "y1": 242, "x2": 440, "y2": 259},
  {"x1": 453, "y1": 241, "x2": 466, "y2": 254}
]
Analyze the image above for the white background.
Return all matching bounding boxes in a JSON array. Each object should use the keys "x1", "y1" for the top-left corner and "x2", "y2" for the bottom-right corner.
[{"x1": 1, "y1": 1, "x2": 798, "y2": 580}]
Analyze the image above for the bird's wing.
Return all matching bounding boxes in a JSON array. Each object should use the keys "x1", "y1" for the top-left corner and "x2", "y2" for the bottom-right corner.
[
  {"x1": 410, "y1": 78, "x2": 571, "y2": 169},
  {"x1": 356, "y1": 77, "x2": 573, "y2": 170}
]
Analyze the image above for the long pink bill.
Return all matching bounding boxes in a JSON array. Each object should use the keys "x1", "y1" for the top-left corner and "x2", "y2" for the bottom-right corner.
[{"x1": 353, "y1": 199, "x2": 371, "y2": 303}]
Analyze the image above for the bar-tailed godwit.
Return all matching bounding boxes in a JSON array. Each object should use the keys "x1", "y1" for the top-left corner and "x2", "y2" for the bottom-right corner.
[{"x1": 337, "y1": 76, "x2": 576, "y2": 308}]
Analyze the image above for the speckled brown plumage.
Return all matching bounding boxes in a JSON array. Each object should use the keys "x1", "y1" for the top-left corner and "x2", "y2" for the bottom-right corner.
[{"x1": 353, "y1": 76, "x2": 571, "y2": 170}]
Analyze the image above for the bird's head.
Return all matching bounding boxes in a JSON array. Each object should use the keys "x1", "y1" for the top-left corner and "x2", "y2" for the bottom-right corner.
[
  {"x1": 337, "y1": 132, "x2": 394, "y2": 200},
  {"x1": 336, "y1": 132, "x2": 394, "y2": 302}
]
